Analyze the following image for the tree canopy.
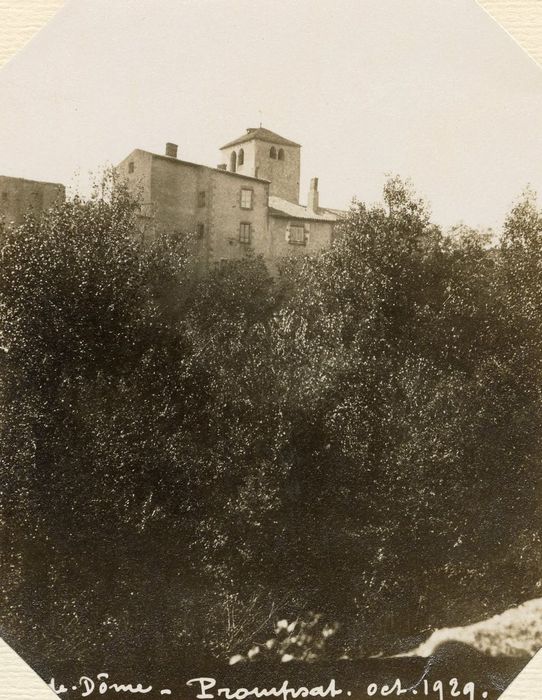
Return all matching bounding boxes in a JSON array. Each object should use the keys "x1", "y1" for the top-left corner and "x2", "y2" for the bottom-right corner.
[{"x1": 1, "y1": 177, "x2": 542, "y2": 672}]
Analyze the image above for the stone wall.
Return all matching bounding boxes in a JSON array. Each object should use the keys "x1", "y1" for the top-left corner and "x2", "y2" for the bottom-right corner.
[
  {"x1": 253, "y1": 140, "x2": 300, "y2": 203},
  {"x1": 0, "y1": 175, "x2": 65, "y2": 227},
  {"x1": 268, "y1": 215, "x2": 335, "y2": 261},
  {"x1": 115, "y1": 149, "x2": 155, "y2": 239},
  {"x1": 207, "y1": 167, "x2": 269, "y2": 265}
]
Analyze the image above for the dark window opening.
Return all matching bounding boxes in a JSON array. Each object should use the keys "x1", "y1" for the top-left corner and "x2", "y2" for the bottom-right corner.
[
  {"x1": 270, "y1": 146, "x2": 277, "y2": 159},
  {"x1": 238, "y1": 148, "x2": 244, "y2": 166},
  {"x1": 230, "y1": 151, "x2": 237, "y2": 172},
  {"x1": 278, "y1": 148, "x2": 284, "y2": 160}
]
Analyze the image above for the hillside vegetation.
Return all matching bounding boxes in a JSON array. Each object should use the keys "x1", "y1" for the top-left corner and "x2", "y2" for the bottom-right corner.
[{"x1": 1, "y1": 176, "x2": 542, "y2": 670}]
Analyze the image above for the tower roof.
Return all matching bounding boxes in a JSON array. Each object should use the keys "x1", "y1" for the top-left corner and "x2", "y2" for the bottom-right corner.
[{"x1": 220, "y1": 127, "x2": 301, "y2": 150}]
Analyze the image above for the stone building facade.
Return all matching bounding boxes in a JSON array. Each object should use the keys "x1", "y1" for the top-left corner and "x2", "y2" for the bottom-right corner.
[
  {"x1": 0, "y1": 175, "x2": 65, "y2": 228},
  {"x1": 116, "y1": 127, "x2": 344, "y2": 271}
]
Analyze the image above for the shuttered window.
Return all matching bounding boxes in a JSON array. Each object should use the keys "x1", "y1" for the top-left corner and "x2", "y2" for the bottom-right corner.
[
  {"x1": 290, "y1": 225, "x2": 305, "y2": 244},
  {"x1": 239, "y1": 223, "x2": 251, "y2": 244}
]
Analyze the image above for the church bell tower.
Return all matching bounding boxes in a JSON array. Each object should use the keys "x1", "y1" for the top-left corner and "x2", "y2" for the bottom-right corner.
[{"x1": 219, "y1": 127, "x2": 301, "y2": 203}]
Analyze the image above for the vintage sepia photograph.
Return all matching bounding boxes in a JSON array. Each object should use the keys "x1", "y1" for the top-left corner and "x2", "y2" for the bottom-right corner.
[{"x1": 2, "y1": 1, "x2": 542, "y2": 697}]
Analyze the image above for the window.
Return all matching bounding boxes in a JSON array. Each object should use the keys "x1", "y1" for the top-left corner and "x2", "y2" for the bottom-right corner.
[
  {"x1": 240, "y1": 188, "x2": 253, "y2": 209},
  {"x1": 197, "y1": 223, "x2": 205, "y2": 238},
  {"x1": 230, "y1": 151, "x2": 237, "y2": 172},
  {"x1": 128, "y1": 161, "x2": 135, "y2": 173},
  {"x1": 238, "y1": 148, "x2": 244, "y2": 166},
  {"x1": 198, "y1": 191, "x2": 206, "y2": 207},
  {"x1": 270, "y1": 146, "x2": 277, "y2": 159},
  {"x1": 289, "y1": 225, "x2": 305, "y2": 244},
  {"x1": 239, "y1": 222, "x2": 251, "y2": 244},
  {"x1": 278, "y1": 148, "x2": 284, "y2": 161}
]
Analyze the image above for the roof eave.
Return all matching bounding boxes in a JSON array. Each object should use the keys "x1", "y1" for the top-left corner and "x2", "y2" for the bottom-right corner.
[{"x1": 269, "y1": 210, "x2": 339, "y2": 223}]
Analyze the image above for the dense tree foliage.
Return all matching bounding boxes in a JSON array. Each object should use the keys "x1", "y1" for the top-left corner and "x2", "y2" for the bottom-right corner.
[{"x1": 1, "y1": 177, "x2": 542, "y2": 674}]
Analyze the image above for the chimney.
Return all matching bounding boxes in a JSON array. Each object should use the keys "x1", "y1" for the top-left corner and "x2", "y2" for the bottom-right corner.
[
  {"x1": 308, "y1": 177, "x2": 319, "y2": 213},
  {"x1": 165, "y1": 142, "x2": 178, "y2": 158},
  {"x1": 217, "y1": 164, "x2": 227, "y2": 170}
]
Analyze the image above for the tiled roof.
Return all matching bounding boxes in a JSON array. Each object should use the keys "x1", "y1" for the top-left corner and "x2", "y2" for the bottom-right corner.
[
  {"x1": 220, "y1": 127, "x2": 301, "y2": 149},
  {"x1": 268, "y1": 196, "x2": 344, "y2": 222}
]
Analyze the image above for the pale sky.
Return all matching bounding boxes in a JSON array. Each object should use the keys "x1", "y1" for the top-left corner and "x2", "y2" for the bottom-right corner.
[{"x1": 0, "y1": 0, "x2": 542, "y2": 230}]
